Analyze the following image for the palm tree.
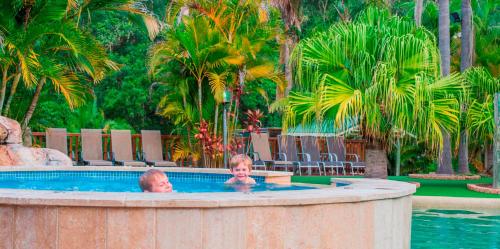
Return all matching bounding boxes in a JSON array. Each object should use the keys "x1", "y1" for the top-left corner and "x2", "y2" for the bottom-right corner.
[
  {"x1": 465, "y1": 67, "x2": 500, "y2": 173},
  {"x1": 0, "y1": 0, "x2": 158, "y2": 124},
  {"x1": 274, "y1": 7, "x2": 464, "y2": 177},
  {"x1": 457, "y1": 0, "x2": 474, "y2": 174},
  {"x1": 151, "y1": 0, "x2": 283, "y2": 166},
  {"x1": 269, "y1": 0, "x2": 302, "y2": 97}
]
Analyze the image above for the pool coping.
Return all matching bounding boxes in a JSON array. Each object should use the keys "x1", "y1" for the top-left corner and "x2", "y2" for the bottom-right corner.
[{"x1": 0, "y1": 167, "x2": 416, "y2": 208}]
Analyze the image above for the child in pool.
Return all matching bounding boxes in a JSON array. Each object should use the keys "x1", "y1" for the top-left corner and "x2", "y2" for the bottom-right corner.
[
  {"x1": 225, "y1": 154, "x2": 256, "y2": 184},
  {"x1": 139, "y1": 169, "x2": 173, "y2": 193}
]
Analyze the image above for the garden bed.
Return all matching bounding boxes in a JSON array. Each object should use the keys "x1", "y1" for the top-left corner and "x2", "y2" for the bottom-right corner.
[
  {"x1": 409, "y1": 174, "x2": 480, "y2": 180},
  {"x1": 467, "y1": 184, "x2": 500, "y2": 194}
]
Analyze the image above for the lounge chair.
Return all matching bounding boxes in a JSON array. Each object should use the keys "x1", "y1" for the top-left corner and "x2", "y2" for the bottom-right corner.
[
  {"x1": 326, "y1": 136, "x2": 365, "y2": 174},
  {"x1": 46, "y1": 128, "x2": 76, "y2": 164},
  {"x1": 300, "y1": 136, "x2": 345, "y2": 175},
  {"x1": 80, "y1": 129, "x2": 113, "y2": 166},
  {"x1": 278, "y1": 135, "x2": 322, "y2": 175},
  {"x1": 110, "y1": 130, "x2": 146, "y2": 166},
  {"x1": 141, "y1": 130, "x2": 177, "y2": 167},
  {"x1": 250, "y1": 132, "x2": 294, "y2": 171}
]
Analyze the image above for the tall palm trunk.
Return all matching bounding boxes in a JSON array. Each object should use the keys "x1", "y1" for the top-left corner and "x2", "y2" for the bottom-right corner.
[
  {"x1": 437, "y1": 0, "x2": 454, "y2": 174},
  {"x1": 458, "y1": 0, "x2": 473, "y2": 174},
  {"x1": 21, "y1": 77, "x2": 46, "y2": 132},
  {"x1": 438, "y1": 128, "x2": 454, "y2": 174},
  {"x1": 3, "y1": 73, "x2": 21, "y2": 116},
  {"x1": 196, "y1": 77, "x2": 205, "y2": 166},
  {"x1": 414, "y1": 0, "x2": 423, "y2": 26},
  {"x1": 283, "y1": 36, "x2": 295, "y2": 96},
  {"x1": 458, "y1": 130, "x2": 470, "y2": 174}
]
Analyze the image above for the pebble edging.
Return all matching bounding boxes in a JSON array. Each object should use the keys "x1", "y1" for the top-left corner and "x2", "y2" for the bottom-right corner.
[
  {"x1": 409, "y1": 174, "x2": 481, "y2": 180},
  {"x1": 467, "y1": 184, "x2": 500, "y2": 195}
]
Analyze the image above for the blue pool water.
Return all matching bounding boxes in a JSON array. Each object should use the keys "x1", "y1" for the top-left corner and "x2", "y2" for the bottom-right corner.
[
  {"x1": 0, "y1": 171, "x2": 317, "y2": 193},
  {"x1": 412, "y1": 209, "x2": 500, "y2": 249}
]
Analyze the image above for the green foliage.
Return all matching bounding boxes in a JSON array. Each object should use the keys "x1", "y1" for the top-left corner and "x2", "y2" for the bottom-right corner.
[{"x1": 282, "y1": 7, "x2": 464, "y2": 153}]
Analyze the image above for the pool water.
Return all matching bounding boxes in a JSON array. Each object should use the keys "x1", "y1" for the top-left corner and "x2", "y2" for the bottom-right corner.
[
  {"x1": 412, "y1": 209, "x2": 500, "y2": 249},
  {"x1": 0, "y1": 171, "x2": 317, "y2": 193}
]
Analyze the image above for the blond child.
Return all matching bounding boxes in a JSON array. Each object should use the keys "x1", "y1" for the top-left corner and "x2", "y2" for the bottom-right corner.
[
  {"x1": 225, "y1": 154, "x2": 256, "y2": 184},
  {"x1": 139, "y1": 169, "x2": 173, "y2": 193}
]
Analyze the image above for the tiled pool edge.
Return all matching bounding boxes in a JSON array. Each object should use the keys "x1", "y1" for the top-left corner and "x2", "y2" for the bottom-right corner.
[{"x1": 0, "y1": 166, "x2": 292, "y2": 184}]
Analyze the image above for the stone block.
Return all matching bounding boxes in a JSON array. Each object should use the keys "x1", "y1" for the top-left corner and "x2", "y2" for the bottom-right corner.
[{"x1": 0, "y1": 116, "x2": 22, "y2": 144}]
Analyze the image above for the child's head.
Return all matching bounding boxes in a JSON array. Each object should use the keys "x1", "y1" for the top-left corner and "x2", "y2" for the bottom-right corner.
[
  {"x1": 139, "y1": 169, "x2": 172, "y2": 193},
  {"x1": 229, "y1": 154, "x2": 253, "y2": 181}
]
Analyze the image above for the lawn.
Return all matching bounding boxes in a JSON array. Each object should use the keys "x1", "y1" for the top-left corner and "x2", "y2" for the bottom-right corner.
[{"x1": 291, "y1": 176, "x2": 500, "y2": 199}]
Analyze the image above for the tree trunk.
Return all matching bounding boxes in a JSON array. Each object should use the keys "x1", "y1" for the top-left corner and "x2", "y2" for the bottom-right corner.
[
  {"x1": 21, "y1": 77, "x2": 46, "y2": 132},
  {"x1": 457, "y1": 130, "x2": 470, "y2": 174},
  {"x1": 485, "y1": 141, "x2": 493, "y2": 174},
  {"x1": 437, "y1": 0, "x2": 453, "y2": 174},
  {"x1": 364, "y1": 141, "x2": 388, "y2": 179},
  {"x1": 414, "y1": 0, "x2": 423, "y2": 26},
  {"x1": 460, "y1": 0, "x2": 473, "y2": 71},
  {"x1": 213, "y1": 104, "x2": 219, "y2": 136},
  {"x1": 457, "y1": 0, "x2": 473, "y2": 174},
  {"x1": 0, "y1": 67, "x2": 9, "y2": 113},
  {"x1": 284, "y1": 36, "x2": 294, "y2": 96},
  {"x1": 197, "y1": 77, "x2": 205, "y2": 167},
  {"x1": 438, "y1": 0, "x2": 451, "y2": 77},
  {"x1": 3, "y1": 73, "x2": 21, "y2": 116},
  {"x1": 437, "y1": 129, "x2": 454, "y2": 174}
]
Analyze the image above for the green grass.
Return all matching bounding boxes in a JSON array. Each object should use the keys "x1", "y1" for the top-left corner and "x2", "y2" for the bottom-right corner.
[{"x1": 291, "y1": 176, "x2": 500, "y2": 199}]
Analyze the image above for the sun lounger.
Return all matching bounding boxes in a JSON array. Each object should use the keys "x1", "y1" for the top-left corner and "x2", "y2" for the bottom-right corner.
[
  {"x1": 278, "y1": 135, "x2": 322, "y2": 175},
  {"x1": 110, "y1": 130, "x2": 146, "y2": 166},
  {"x1": 326, "y1": 136, "x2": 365, "y2": 174},
  {"x1": 300, "y1": 135, "x2": 344, "y2": 175},
  {"x1": 141, "y1": 130, "x2": 177, "y2": 167},
  {"x1": 46, "y1": 128, "x2": 76, "y2": 165},
  {"x1": 80, "y1": 129, "x2": 113, "y2": 166},
  {"x1": 250, "y1": 132, "x2": 294, "y2": 171}
]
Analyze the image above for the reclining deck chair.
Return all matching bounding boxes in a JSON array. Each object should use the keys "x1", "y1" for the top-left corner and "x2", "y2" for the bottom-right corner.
[
  {"x1": 326, "y1": 136, "x2": 365, "y2": 174},
  {"x1": 46, "y1": 128, "x2": 76, "y2": 165},
  {"x1": 110, "y1": 130, "x2": 146, "y2": 166},
  {"x1": 80, "y1": 129, "x2": 113, "y2": 166},
  {"x1": 250, "y1": 132, "x2": 294, "y2": 171},
  {"x1": 278, "y1": 135, "x2": 322, "y2": 175},
  {"x1": 141, "y1": 130, "x2": 177, "y2": 167},
  {"x1": 300, "y1": 136, "x2": 345, "y2": 175}
]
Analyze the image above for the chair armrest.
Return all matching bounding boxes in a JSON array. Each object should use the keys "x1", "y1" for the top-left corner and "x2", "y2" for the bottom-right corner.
[
  {"x1": 320, "y1": 153, "x2": 334, "y2": 162},
  {"x1": 277, "y1": 152, "x2": 287, "y2": 161},
  {"x1": 107, "y1": 152, "x2": 116, "y2": 165},
  {"x1": 252, "y1": 152, "x2": 261, "y2": 161},
  {"x1": 297, "y1": 153, "x2": 311, "y2": 162},
  {"x1": 346, "y1": 153, "x2": 360, "y2": 162}
]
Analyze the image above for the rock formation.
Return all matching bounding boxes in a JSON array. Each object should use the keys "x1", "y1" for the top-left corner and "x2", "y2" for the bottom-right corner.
[{"x1": 0, "y1": 116, "x2": 72, "y2": 166}]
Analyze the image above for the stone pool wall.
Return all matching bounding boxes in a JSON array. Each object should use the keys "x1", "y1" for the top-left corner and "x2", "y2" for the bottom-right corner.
[{"x1": 0, "y1": 168, "x2": 415, "y2": 249}]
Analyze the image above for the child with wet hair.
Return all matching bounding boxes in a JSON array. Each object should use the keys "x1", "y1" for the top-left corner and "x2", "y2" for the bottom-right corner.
[
  {"x1": 225, "y1": 154, "x2": 256, "y2": 184},
  {"x1": 139, "y1": 169, "x2": 173, "y2": 193}
]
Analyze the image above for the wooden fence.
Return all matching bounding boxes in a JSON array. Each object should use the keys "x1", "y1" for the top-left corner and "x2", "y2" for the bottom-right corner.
[{"x1": 32, "y1": 132, "x2": 365, "y2": 167}]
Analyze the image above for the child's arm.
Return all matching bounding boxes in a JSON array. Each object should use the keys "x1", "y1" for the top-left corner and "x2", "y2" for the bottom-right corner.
[
  {"x1": 225, "y1": 177, "x2": 236, "y2": 184},
  {"x1": 247, "y1": 177, "x2": 256, "y2": 184}
]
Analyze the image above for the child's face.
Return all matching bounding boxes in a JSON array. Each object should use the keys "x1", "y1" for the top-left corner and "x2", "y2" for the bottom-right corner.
[
  {"x1": 148, "y1": 174, "x2": 172, "y2": 193},
  {"x1": 230, "y1": 163, "x2": 251, "y2": 182}
]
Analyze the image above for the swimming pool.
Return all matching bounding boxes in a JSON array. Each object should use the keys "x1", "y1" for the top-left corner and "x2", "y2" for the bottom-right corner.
[
  {"x1": 0, "y1": 170, "x2": 317, "y2": 192},
  {"x1": 412, "y1": 209, "x2": 500, "y2": 249}
]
